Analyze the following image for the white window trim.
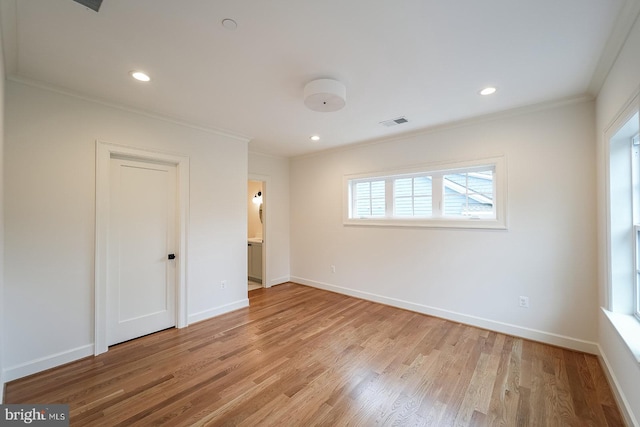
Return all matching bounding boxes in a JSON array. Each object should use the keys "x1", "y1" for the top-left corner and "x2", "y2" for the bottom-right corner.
[
  {"x1": 634, "y1": 225, "x2": 640, "y2": 321},
  {"x1": 634, "y1": 133, "x2": 640, "y2": 321},
  {"x1": 604, "y1": 90, "x2": 640, "y2": 365},
  {"x1": 343, "y1": 156, "x2": 507, "y2": 229}
]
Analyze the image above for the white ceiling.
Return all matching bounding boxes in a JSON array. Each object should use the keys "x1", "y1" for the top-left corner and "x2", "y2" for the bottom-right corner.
[{"x1": 0, "y1": 0, "x2": 636, "y2": 157}]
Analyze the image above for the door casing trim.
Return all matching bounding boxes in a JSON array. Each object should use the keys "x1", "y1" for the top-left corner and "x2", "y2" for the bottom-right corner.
[{"x1": 95, "y1": 141, "x2": 190, "y2": 355}]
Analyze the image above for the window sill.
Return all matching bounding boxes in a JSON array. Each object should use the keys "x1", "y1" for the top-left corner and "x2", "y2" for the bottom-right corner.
[
  {"x1": 343, "y1": 218, "x2": 507, "y2": 230},
  {"x1": 602, "y1": 308, "x2": 640, "y2": 364}
]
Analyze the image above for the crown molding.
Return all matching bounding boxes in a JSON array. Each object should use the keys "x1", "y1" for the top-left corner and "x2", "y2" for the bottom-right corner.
[
  {"x1": 7, "y1": 74, "x2": 252, "y2": 143},
  {"x1": 293, "y1": 95, "x2": 594, "y2": 160},
  {"x1": 588, "y1": 0, "x2": 640, "y2": 96}
]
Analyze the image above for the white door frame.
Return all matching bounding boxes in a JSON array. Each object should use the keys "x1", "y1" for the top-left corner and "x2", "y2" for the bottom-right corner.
[
  {"x1": 249, "y1": 174, "x2": 270, "y2": 287},
  {"x1": 95, "y1": 141, "x2": 189, "y2": 355}
]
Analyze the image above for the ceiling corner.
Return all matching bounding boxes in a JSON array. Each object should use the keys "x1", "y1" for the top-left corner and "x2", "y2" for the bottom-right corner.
[{"x1": 588, "y1": 0, "x2": 640, "y2": 96}]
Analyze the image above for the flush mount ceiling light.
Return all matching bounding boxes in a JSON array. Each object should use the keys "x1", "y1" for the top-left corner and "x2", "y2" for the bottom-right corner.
[
  {"x1": 310, "y1": 135, "x2": 320, "y2": 141},
  {"x1": 130, "y1": 71, "x2": 151, "y2": 82},
  {"x1": 304, "y1": 78, "x2": 346, "y2": 112},
  {"x1": 479, "y1": 87, "x2": 497, "y2": 96}
]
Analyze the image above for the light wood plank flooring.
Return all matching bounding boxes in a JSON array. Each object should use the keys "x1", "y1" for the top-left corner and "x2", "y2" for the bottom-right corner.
[{"x1": 4, "y1": 283, "x2": 625, "y2": 426}]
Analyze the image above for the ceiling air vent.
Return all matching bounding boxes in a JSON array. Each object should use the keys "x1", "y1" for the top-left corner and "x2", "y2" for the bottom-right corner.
[
  {"x1": 72, "y1": 0, "x2": 103, "y2": 12},
  {"x1": 380, "y1": 116, "x2": 408, "y2": 127}
]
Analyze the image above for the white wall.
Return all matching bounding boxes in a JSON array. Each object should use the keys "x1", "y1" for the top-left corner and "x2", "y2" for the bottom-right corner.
[
  {"x1": 248, "y1": 151, "x2": 290, "y2": 286},
  {"x1": 2, "y1": 80, "x2": 249, "y2": 381},
  {"x1": 596, "y1": 12, "x2": 640, "y2": 426},
  {"x1": 290, "y1": 100, "x2": 599, "y2": 352}
]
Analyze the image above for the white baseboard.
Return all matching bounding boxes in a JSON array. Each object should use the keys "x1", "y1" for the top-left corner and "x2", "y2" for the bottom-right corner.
[
  {"x1": 2, "y1": 300, "x2": 249, "y2": 384},
  {"x1": 3, "y1": 344, "x2": 94, "y2": 383},
  {"x1": 188, "y1": 298, "x2": 249, "y2": 324},
  {"x1": 597, "y1": 344, "x2": 640, "y2": 427},
  {"x1": 268, "y1": 276, "x2": 290, "y2": 288},
  {"x1": 291, "y1": 276, "x2": 599, "y2": 355}
]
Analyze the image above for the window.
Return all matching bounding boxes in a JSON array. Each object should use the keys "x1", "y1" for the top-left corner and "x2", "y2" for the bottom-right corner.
[
  {"x1": 606, "y1": 97, "x2": 640, "y2": 361},
  {"x1": 394, "y1": 175, "x2": 432, "y2": 217},
  {"x1": 633, "y1": 133, "x2": 640, "y2": 320},
  {"x1": 635, "y1": 225, "x2": 640, "y2": 320},
  {"x1": 353, "y1": 180, "x2": 385, "y2": 218},
  {"x1": 344, "y1": 157, "x2": 506, "y2": 229},
  {"x1": 608, "y1": 107, "x2": 640, "y2": 323}
]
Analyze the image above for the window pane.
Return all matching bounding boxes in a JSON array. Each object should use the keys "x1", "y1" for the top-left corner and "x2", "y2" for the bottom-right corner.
[
  {"x1": 356, "y1": 199, "x2": 371, "y2": 217},
  {"x1": 394, "y1": 178, "x2": 412, "y2": 197},
  {"x1": 353, "y1": 180, "x2": 385, "y2": 218},
  {"x1": 636, "y1": 226, "x2": 640, "y2": 318},
  {"x1": 371, "y1": 181, "x2": 385, "y2": 198},
  {"x1": 443, "y1": 170, "x2": 494, "y2": 218},
  {"x1": 393, "y1": 176, "x2": 432, "y2": 217},
  {"x1": 414, "y1": 176, "x2": 431, "y2": 196},
  {"x1": 355, "y1": 181, "x2": 370, "y2": 197},
  {"x1": 372, "y1": 198, "x2": 386, "y2": 216},
  {"x1": 443, "y1": 189, "x2": 465, "y2": 216},
  {"x1": 414, "y1": 196, "x2": 432, "y2": 216},
  {"x1": 394, "y1": 197, "x2": 413, "y2": 217}
]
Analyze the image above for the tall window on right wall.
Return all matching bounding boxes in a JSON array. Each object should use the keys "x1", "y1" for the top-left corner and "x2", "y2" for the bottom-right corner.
[
  {"x1": 605, "y1": 100, "x2": 640, "y2": 363},
  {"x1": 632, "y1": 132, "x2": 640, "y2": 320},
  {"x1": 608, "y1": 108, "x2": 640, "y2": 320}
]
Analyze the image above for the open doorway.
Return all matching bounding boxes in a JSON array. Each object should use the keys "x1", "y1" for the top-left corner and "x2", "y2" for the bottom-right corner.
[{"x1": 248, "y1": 180, "x2": 265, "y2": 291}]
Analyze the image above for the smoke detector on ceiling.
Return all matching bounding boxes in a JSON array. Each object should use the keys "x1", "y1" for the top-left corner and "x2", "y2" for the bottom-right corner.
[
  {"x1": 221, "y1": 19, "x2": 238, "y2": 30},
  {"x1": 304, "y1": 79, "x2": 346, "y2": 112},
  {"x1": 379, "y1": 117, "x2": 409, "y2": 127}
]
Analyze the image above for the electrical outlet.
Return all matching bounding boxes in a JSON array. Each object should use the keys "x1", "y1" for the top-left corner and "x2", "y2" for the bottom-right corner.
[
  {"x1": 519, "y1": 296, "x2": 529, "y2": 308},
  {"x1": 221, "y1": 280, "x2": 227, "y2": 289},
  {"x1": 331, "y1": 265, "x2": 336, "y2": 273}
]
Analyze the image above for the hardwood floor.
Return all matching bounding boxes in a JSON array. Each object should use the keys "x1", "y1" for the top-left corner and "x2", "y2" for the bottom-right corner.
[{"x1": 4, "y1": 283, "x2": 625, "y2": 426}]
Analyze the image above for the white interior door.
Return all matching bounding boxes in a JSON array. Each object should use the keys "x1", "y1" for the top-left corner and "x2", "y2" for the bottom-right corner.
[{"x1": 108, "y1": 157, "x2": 177, "y2": 345}]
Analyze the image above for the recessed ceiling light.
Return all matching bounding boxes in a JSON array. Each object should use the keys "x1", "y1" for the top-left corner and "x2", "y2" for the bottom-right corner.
[
  {"x1": 221, "y1": 18, "x2": 238, "y2": 30},
  {"x1": 479, "y1": 87, "x2": 497, "y2": 96},
  {"x1": 310, "y1": 135, "x2": 320, "y2": 141},
  {"x1": 130, "y1": 71, "x2": 151, "y2": 82}
]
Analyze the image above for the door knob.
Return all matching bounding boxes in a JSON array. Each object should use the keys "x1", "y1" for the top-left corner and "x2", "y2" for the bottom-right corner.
[{"x1": 168, "y1": 254, "x2": 176, "y2": 260}]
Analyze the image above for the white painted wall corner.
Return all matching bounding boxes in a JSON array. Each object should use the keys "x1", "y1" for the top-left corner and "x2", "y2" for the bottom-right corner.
[
  {"x1": 268, "y1": 276, "x2": 290, "y2": 288},
  {"x1": 598, "y1": 344, "x2": 640, "y2": 427},
  {"x1": 188, "y1": 298, "x2": 249, "y2": 325}
]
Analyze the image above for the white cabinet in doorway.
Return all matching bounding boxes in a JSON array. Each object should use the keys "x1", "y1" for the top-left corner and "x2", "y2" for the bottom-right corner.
[{"x1": 248, "y1": 241, "x2": 262, "y2": 283}]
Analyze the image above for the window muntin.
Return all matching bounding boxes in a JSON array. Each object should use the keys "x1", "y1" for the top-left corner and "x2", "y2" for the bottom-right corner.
[{"x1": 345, "y1": 157, "x2": 505, "y2": 229}]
